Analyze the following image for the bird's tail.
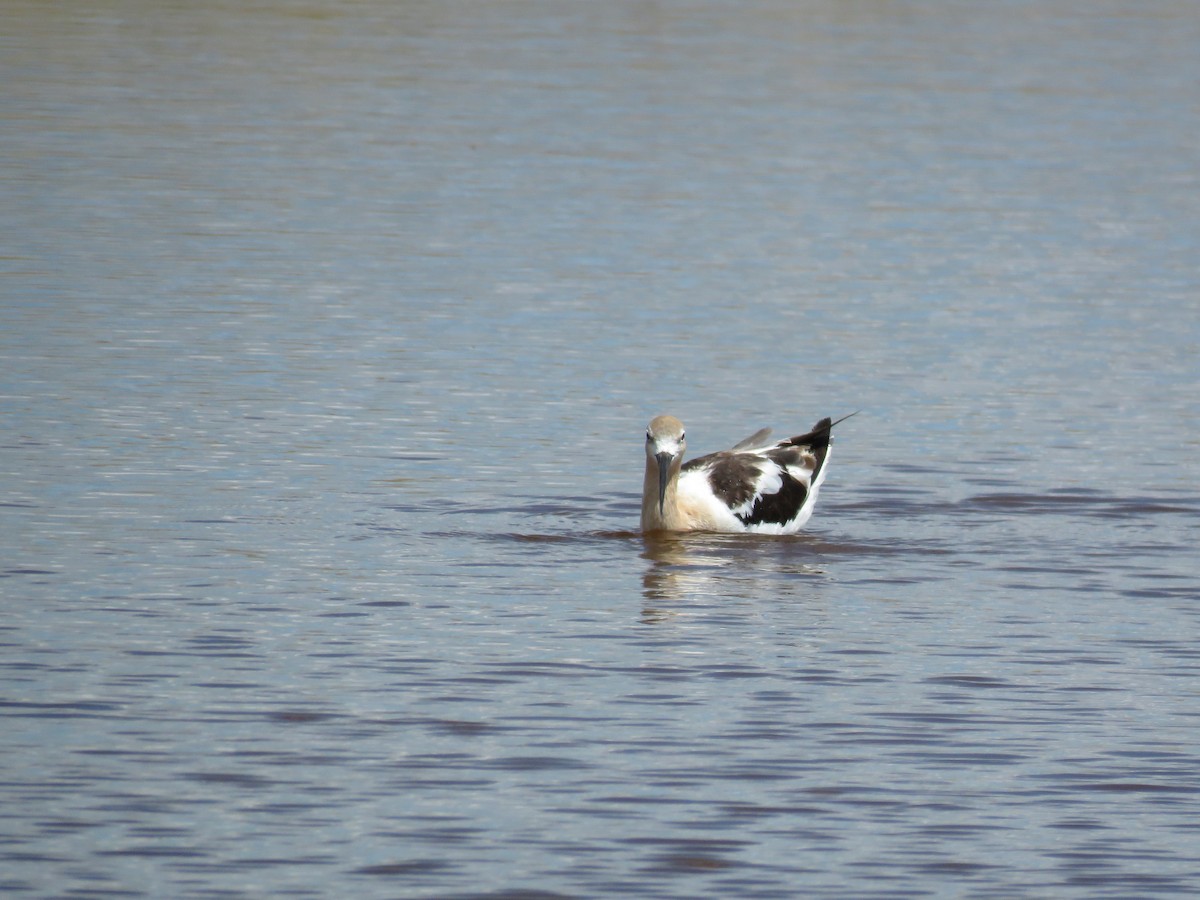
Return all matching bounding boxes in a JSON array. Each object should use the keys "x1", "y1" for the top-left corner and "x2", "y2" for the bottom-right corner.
[
  {"x1": 790, "y1": 410, "x2": 858, "y2": 445},
  {"x1": 788, "y1": 410, "x2": 857, "y2": 488}
]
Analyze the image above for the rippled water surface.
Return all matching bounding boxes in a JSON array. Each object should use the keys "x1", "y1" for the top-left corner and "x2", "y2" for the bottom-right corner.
[{"x1": 3, "y1": 2, "x2": 1199, "y2": 897}]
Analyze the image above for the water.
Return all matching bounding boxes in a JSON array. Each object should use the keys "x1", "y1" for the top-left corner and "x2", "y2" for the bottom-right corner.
[{"x1": 3, "y1": 1, "x2": 1199, "y2": 897}]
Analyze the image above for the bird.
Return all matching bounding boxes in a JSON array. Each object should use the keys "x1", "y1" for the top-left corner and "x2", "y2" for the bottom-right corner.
[{"x1": 641, "y1": 413, "x2": 852, "y2": 534}]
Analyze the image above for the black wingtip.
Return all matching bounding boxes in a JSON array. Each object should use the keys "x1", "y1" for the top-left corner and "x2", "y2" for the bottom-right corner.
[{"x1": 797, "y1": 411, "x2": 858, "y2": 444}]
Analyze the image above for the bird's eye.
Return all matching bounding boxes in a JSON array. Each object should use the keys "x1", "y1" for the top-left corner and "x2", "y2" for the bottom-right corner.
[
  {"x1": 645, "y1": 431, "x2": 652, "y2": 440},
  {"x1": 680, "y1": 432, "x2": 685, "y2": 440}
]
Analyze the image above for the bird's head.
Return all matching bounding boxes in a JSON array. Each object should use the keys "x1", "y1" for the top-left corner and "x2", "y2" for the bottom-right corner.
[{"x1": 645, "y1": 415, "x2": 686, "y2": 515}]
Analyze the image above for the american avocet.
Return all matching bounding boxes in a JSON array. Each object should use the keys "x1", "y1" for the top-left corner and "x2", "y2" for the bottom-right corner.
[{"x1": 641, "y1": 413, "x2": 853, "y2": 534}]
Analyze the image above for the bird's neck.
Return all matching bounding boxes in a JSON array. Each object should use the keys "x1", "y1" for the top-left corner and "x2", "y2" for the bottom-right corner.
[{"x1": 641, "y1": 456, "x2": 683, "y2": 532}]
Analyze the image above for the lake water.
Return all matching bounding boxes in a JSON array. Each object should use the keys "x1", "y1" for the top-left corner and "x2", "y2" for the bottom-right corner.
[{"x1": 3, "y1": 1, "x2": 1199, "y2": 897}]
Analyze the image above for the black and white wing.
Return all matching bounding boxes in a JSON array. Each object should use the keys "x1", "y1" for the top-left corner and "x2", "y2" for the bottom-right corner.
[{"x1": 680, "y1": 418, "x2": 834, "y2": 534}]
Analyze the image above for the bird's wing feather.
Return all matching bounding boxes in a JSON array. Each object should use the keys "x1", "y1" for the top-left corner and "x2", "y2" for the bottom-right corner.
[
  {"x1": 680, "y1": 449, "x2": 797, "y2": 525},
  {"x1": 730, "y1": 427, "x2": 773, "y2": 451}
]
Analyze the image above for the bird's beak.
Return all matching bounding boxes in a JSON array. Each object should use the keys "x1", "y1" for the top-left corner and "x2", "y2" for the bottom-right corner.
[{"x1": 656, "y1": 451, "x2": 673, "y2": 516}]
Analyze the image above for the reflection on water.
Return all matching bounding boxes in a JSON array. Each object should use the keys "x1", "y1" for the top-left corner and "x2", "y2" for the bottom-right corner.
[
  {"x1": 641, "y1": 531, "x2": 830, "y2": 614},
  {"x1": 4, "y1": 0, "x2": 1200, "y2": 898}
]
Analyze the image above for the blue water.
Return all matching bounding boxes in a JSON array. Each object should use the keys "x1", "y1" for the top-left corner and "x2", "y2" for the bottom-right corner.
[{"x1": 3, "y1": 2, "x2": 1199, "y2": 897}]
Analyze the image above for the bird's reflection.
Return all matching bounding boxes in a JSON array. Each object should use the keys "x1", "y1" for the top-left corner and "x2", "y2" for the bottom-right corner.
[
  {"x1": 639, "y1": 532, "x2": 730, "y2": 619},
  {"x1": 639, "y1": 531, "x2": 826, "y2": 622}
]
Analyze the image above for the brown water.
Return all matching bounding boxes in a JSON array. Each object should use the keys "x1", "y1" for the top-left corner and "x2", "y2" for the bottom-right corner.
[{"x1": 3, "y1": 1, "x2": 1199, "y2": 897}]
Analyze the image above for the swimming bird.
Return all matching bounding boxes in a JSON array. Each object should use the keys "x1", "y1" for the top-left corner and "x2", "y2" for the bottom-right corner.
[{"x1": 641, "y1": 414, "x2": 851, "y2": 534}]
